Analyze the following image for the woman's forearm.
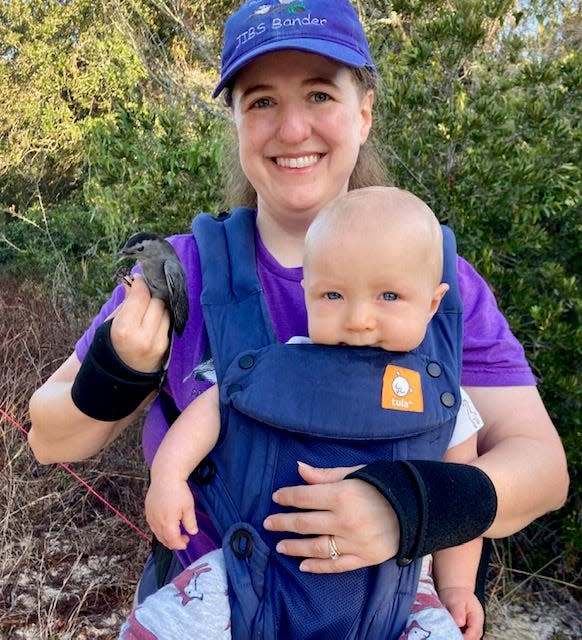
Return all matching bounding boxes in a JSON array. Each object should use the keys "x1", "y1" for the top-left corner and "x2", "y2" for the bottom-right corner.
[
  {"x1": 468, "y1": 385, "x2": 569, "y2": 538},
  {"x1": 29, "y1": 280, "x2": 173, "y2": 465},
  {"x1": 28, "y1": 353, "x2": 143, "y2": 464}
]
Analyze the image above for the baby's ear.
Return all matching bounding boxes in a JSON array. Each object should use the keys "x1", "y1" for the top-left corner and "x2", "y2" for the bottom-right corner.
[{"x1": 428, "y1": 283, "x2": 450, "y2": 318}]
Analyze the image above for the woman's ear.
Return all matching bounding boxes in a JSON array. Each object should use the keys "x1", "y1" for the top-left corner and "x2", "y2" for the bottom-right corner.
[{"x1": 359, "y1": 90, "x2": 374, "y2": 145}]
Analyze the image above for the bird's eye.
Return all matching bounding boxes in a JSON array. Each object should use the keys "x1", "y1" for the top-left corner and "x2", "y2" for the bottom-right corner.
[{"x1": 137, "y1": 246, "x2": 144, "y2": 252}]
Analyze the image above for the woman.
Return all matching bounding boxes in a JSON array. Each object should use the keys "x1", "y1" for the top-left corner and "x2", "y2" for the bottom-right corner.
[{"x1": 28, "y1": 0, "x2": 568, "y2": 636}]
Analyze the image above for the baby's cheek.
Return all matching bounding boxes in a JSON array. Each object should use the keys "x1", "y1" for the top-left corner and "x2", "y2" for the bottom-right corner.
[{"x1": 309, "y1": 321, "x2": 338, "y2": 344}]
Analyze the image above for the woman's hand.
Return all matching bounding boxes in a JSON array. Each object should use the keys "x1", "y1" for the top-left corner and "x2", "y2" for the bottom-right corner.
[
  {"x1": 110, "y1": 275, "x2": 171, "y2": 372},
  {"x1": 263, "y1": 462, "x2": 400, "y2": 573}
]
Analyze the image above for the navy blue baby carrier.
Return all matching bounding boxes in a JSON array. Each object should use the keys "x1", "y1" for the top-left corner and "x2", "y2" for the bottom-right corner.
[{"x1": 190, "y1": 207, "x2": 463, "y2": 640}]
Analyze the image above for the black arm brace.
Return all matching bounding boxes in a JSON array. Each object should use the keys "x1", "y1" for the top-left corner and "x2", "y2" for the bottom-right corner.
[
  {"x1": 347, "y1": 460, "x2": 497, "y2": 566},
  {"x1": 71, "y1": 318, "x2": 163, "y2": 421}
]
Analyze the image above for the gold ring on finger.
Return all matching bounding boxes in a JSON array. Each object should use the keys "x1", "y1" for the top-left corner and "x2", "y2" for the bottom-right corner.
[{"x1": 328, "y1": 535, "x2": 341, "y2": 560}]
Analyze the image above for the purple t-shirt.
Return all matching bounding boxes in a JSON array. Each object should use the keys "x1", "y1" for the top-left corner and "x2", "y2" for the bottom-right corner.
[{"x1": 75, "y1": 224, "x2": 535, "y2": 564}]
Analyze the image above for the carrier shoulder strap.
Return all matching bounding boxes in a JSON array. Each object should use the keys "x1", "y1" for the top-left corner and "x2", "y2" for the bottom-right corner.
[
  {"x1": 439, "y1": 224, "x2": 460, "y2": 312},
  {"x1": 160, "y1": 207, "x2": 268, "y2": 424},
  {"x1": 427, "y1": 224, "x2": 463, "y2": 373},
  {"x1": 192, "y1": 207, "x2": 277, "y2": 383}
]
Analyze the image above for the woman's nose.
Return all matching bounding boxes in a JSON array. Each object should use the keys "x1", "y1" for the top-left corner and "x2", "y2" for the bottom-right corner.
[{"x1": 276, "y1": 103, "x2": 311, "y2": 144}]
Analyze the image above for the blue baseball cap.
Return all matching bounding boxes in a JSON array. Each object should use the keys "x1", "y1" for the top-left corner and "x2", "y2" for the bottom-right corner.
[{"x1": 213, "y1": 0, "x2": 376, "y2": 98}]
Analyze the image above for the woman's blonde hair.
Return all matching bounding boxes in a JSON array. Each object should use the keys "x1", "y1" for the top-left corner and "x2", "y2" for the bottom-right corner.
[{"x1": 220, "y1": 66, "x2": 390, "y2": 210}]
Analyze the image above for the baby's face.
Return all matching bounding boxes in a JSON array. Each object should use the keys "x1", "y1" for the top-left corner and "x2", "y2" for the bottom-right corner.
[{"x1": 303, "y1": 227, "x2": 445, "y2": 352}]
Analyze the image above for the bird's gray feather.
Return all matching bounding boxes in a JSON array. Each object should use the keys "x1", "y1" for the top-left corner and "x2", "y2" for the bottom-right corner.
[{"x1": 163, "y1": 258, "x2": 189, "y2": 336}]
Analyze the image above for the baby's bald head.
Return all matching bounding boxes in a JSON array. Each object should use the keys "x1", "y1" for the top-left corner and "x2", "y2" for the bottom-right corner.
[{"x1": 304, "y1": 186, "x2": 444, "y2": 288}]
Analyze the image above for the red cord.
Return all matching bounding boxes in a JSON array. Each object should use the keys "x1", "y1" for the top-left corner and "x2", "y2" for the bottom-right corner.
[{"x1": 0, "y1": 406, "x2": 152, "y2": 544}]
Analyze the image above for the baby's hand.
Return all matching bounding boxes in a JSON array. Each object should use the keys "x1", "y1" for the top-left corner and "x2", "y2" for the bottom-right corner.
[
  {"x1": 438, "y1": 587, "x2": 484, "y2": 640},
  {"x1": 145, "y1": 478, "x2": 198, "y2": 550}
]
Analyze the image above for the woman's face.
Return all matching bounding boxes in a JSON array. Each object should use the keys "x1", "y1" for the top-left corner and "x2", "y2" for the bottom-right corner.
[{"x1": 231, "y1": 50, "x2": 374, "y2": 233}]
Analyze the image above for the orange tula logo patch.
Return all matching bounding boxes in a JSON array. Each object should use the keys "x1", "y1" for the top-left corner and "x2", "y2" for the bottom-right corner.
[{"x1": 381, "y1": 365, "x2": 424, "y2": 412}]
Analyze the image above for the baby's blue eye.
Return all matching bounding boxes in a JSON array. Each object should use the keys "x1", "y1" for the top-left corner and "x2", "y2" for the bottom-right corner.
[
  {"x1": 324, "y1": 291, "x2": 342, "y2": 300},
  {"x1": 382, "y1": 292, "x2": 397, "y2": 301}
]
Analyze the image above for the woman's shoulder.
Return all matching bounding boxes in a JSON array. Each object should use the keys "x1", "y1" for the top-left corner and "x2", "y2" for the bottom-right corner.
[
  {"x1": 455, "y1": 254, "x2": 535, "y2": 386},
  {"x1": 166, "y1": 232, "x2": 200, "y2": 265},
  {"x1": 164, "y1": 232, "x2": 205, "y2": 291},
  {"x1": 455, "y1": 254, "x2": 494, "y2": 311}
]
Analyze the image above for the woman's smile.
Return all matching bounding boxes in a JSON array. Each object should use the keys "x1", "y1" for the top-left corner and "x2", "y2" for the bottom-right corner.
[{"x1": 273, "y1": 154, "x2": 322, "y2": 169}]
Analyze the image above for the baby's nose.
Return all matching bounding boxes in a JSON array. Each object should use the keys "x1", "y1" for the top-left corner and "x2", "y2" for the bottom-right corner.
[{"x1": 346, "y1": 303, "x2": 375, "y2": 331}]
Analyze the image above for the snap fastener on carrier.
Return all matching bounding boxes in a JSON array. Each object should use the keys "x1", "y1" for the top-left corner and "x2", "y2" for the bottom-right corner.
[
  {"x1": 227, "y1": 383, "x2": 242, "y2": 395},
  {"x1": 238, "y1": 354, "x2": 255, "y2": 369},
  {"x1": 191, "y1": 458, "x2": 216, "y2": 484},
  {"x1": 231, "y1": 529, "x2": 254, "y2": 558},
  {"x1": 426, "y1": 362, "x2": 442, "y2": 378},
  {"x1": 440, "y1": 392, "x2": 456, "y2": 408},
  {"x1": 397, "y1": 557, "x2": 413, "y2": 567}
]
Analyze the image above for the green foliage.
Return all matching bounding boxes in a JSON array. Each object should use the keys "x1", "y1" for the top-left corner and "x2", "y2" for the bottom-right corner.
[
  {"x1": 1, "y1": 99, "x2": 225, "y2": 306},
  {"x1": 83, "y1": 101, "x2": 225, "y2": 246},
  {"x1": 0, "y1": 194, "x2": 100, "y2": 310},
  {"x1": 0, "y1": 0, "x2": 147, "y2": 210},
  {"x1": 0, "y1": 0, "x2": 225, "y2": 306}
]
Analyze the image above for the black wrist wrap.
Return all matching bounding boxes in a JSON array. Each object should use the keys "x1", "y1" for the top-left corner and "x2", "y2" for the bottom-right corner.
[
  {"x1": 71, "y1": 318, "x2": 163, "y2": 421},
  {"x1": 347, "y1": 460, "x2": 497, "y2": 566}
]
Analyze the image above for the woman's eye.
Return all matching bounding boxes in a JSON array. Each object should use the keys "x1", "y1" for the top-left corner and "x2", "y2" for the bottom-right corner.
[
  {"x1": 311, "y1": 92, "x2": 330, "y2": 103},
  {"x1": 382, "y1": 292, "x2": 397, "y2": 301},
  {"x1": 324, "y1": 291, "x2": 342, "y2": 300},
  {"x1": 251, "y1": 97, "x2": 271, "y2": 109}
]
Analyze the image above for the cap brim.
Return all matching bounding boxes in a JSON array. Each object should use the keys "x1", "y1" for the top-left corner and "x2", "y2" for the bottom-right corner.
[{"x1": 212, "y1": 38, "x2": 371, "y2": 98}]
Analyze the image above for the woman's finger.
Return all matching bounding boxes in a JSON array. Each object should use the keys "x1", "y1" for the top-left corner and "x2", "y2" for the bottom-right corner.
[
  {"x1": 271, "y1": 462, "x2": 362, "y2": 510},
  {"x1": 299, "y1": 554, "x2": 364, "y2": 574},
  {"x1": 120, "y1": 276, "x2": 168, "y2": 327},
  {"x1": 296, "y1": 461, "x2": 365, "y2": 485},
  {"x1": 276, "y1": 533, "x2": 334, "y2": 559},
  {"x1": 128, "y1": 276, "x2": 171, "y2": 351},
  {"x1": 115, "y1": 275, "x2": 151, "y2": 319},
  {"x1": 274, "y1": 534, "x2": 371, "y2": 574},
  {"x1": 264, "y1": 508, "x2": 333, "y2": 536},
  {"x1": 271, "y1": 478, "x2": 346, "y2": 511},
  {"x1": 275, "y1": 533, "x2": 351, "y2": 561}
]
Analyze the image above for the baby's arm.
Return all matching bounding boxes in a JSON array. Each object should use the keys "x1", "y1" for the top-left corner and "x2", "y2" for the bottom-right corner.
[
  {"x1": 145, "y1": 385, "x2": 220, "y2": 550},
  {"x1": 433, "y1": 433, "x2": 484, "y2": 640}
]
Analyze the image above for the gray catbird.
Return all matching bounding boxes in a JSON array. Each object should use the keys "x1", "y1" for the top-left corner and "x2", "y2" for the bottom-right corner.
[{"x1": 118, "y1": 232, "x2": 189, "y2": 337}]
